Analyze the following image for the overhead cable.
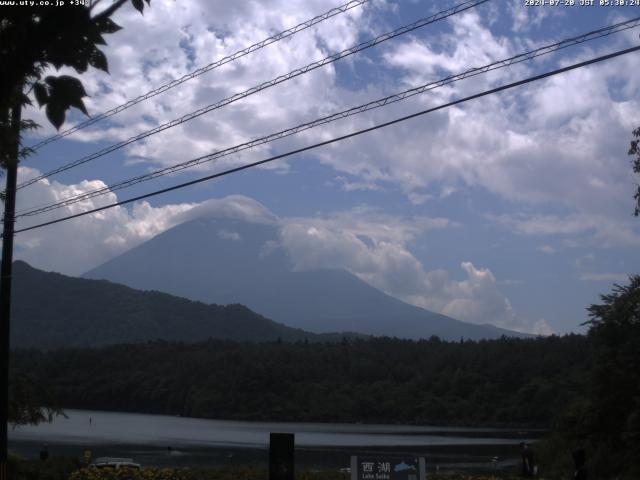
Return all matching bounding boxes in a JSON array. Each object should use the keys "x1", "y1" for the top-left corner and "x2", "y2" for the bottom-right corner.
[
  {"x1": 27, "y1": 0, "x2": 371, "y2": 151},
  {"x1": 15, "y1": 16, "x2": 640, "y2": 218},
  {"x1": 16, "y1": 0, "x2": 490, "y2": 191},
  {"x1": 12, "y1": 44, "x2": 640, "y2": 235}
]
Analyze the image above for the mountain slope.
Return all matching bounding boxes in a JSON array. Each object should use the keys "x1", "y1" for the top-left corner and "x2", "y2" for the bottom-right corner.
[
  {"x1": 84, "y1": 216, "x2": 526, "y2": 340},
  {"x1": 11, "y1": 261, "x2": 330, "y2": 349}
]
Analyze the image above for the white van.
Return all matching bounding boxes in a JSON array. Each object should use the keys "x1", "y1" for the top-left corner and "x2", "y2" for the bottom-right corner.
[{"x1": 89, "y1": 457, "x2": 141, "y2": 470}]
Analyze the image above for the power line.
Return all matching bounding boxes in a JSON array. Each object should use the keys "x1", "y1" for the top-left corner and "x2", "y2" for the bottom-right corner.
[
  {"x1": 27, "y1": 0, "x2": 370, "y2": 151},
  {"x1": 14, "y1": 16, "x2": 640, "y2": 219},
  {"x1": 15, "y1": 0, "x2": 490, "y2": 191},
  {"x1": 12, "y1": 44, "x2": 640, "y2": 236}
]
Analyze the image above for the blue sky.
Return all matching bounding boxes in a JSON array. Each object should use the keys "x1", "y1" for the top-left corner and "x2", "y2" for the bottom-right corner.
[{"x1": 14, "y1": 0, "x2": 640, "y2": 334}]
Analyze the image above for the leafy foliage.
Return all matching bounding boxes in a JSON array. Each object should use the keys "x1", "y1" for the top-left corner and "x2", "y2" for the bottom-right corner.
[
  {"x1": 8, "y1": 455, "x2": 81, "y2": 480},
  {"x1": 8, "y1": 373, "x2": 64, "y2": 427},
  {"x1": 8, "y1": 461, "x2": 523, "y2": 480},
  {"x1": 0, "y1": 0, "x2": 150, "y2": 145},
  {"x1": 630, "y1": 127, "x2": 640, "y2": 216},
  {"x1": 35, "y1": 76, "x2": 89, "y2": 129},
  {"x1": 12, "y1": 335, "x2": 590, "y2": 427},
  {"x1": 551, "y1": 276, "x2": 640, "y2": 479},
  {"x1": 584, "y1": 276, "x2": 640, "y2": 478},
  {"x1": 69, "y1": 466, "x2": 272, "y2": 480}
]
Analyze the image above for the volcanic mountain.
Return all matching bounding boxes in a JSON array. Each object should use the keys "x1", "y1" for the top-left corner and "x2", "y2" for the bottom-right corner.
[{"x1": 84, "y1": 214, "x2": 525, "y2": 341}]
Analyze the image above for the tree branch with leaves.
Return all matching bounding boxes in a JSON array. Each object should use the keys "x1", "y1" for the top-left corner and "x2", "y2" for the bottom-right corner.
[
  {"x1": 0, "y1": 0, "x2": 152, "y2": 468},
  {"x1": 630, "y1": 127, "x2": 640, "y2": 217},
  {"x1": 1, "y1": 0, "x2": 149, "y2": 134}
]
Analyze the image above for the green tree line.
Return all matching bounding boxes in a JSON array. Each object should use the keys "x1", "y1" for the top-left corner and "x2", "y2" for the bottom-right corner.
[{"x1": 11, "y1": 334, "x2": 590, "y2": 427}]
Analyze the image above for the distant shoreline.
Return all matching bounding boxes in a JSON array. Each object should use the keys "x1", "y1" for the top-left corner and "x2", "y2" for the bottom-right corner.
[{"x1": 9, "y1": 408, "x2": 538, "y2": 474}]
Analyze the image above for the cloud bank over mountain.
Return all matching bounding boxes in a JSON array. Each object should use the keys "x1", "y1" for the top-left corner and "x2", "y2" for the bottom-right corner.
[{"x1": 15, "y1": 169, "x2": 550, "y2": 334}]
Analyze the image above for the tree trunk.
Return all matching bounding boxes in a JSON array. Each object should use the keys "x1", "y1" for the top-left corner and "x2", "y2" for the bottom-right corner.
[{"x1": 0, "y1": 100, "x2": 21, "y2": 477}]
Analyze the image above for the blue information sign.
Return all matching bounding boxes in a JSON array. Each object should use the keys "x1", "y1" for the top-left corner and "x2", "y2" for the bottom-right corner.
[{"x1": 350, "y1": 456, "x2": 426, "y2": 480}]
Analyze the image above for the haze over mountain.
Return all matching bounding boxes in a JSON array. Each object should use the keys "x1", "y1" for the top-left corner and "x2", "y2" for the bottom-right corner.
[
  {"x1": 11, "y1": 260, "x2": 339, "y2": 349},
  {"x1": 84, "y1": 214, "x2": 527, "y2": 340}
]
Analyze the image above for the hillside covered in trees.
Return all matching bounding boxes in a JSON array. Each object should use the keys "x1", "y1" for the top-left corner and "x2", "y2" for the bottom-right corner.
[
  {"x1": 11, "y1": 261, "x2": 353, "y2": 348},
  {"x1": 12, "y1": 335, "x2": 589, "y2": 427}
]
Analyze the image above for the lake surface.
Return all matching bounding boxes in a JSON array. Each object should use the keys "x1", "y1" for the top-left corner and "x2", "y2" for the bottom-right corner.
[{"x1": 9, "y1": 409, "x2": 543, "y2": 473}]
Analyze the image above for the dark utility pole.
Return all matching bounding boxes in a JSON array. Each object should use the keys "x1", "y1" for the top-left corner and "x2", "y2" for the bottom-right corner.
[{"x1": 0, "y1": 99, "x2": 21, "y2": 480}]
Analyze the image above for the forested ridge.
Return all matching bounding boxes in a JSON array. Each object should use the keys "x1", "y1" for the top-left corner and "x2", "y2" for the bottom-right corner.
[
  {"x1": 11, "y1": 261, "x2": 358, "y2": 348},
  {"x1": 12, "y1": 335, "x2": 589, "y2": 427}
]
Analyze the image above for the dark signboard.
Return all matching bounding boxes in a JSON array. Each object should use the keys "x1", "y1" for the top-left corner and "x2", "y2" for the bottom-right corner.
[
  {"x1": 269, "y1": 433, "x2": 294, "y2": 480},
  {"x1": 351, "y1": 456, "x2": 426, "y2": 480}
]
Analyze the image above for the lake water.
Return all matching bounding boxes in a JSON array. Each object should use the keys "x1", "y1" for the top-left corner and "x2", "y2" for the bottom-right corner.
[{"x1": 9, "y1": 409, "x2": 543, "y2": 473}]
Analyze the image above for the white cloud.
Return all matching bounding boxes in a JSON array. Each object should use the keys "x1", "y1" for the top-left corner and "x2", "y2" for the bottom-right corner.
[
  {"x1": 507, "y1": 0, "x2": 557, "y2": 33},
  {"x1": 333, "y1": 176, "x2": 384, "y2": 192},
  {"x1": 575, "y1": 253, "x2": 596, "y2": 271},
  {"x1": 487, "y1": 212, "x2": 640, "y2": 248},
  {"x1": 404, "y1": 262, "x2": 553, "y2": 335},
  {"x1": 278, "y1": 209, "x2": 548, "y2": 334},
  {"x1": 384, "y1": 11, "x2": 511, "y2": 84},
  {"x1": 23, "y1": 0, "x2": 372, "y2": 172},
  {"x1": 280, "y1": 219, "x2": 436, "y2": 296},
  {"x1": 218, "y1": 230, "x2": 241, "y2": 241},
  {"x1": 579, "y1": 272, "x2": 629, "y2": 282},
  {"x1": 13, "y1": 168, "x2": 277, "y2": 275},
  {"x1": 571, "y1": 252, "x2": 630, "y2": 283},
  {"x1": 21, "y1": 1, "x2": 640, "y2": 249},
  {"x1": 407, "y1": 191, "x2": 432, "y2": 205}
]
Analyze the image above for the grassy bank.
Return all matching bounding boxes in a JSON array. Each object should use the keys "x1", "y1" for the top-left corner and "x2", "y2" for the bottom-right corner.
[
  {"x1": 8, "y1": 455, "x2": 81, "y2": 480},
  {"x1": 10, "y1": 458, "x2": 531, "y2": 480}
]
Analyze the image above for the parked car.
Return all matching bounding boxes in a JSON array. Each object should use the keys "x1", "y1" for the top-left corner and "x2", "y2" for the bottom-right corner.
[{"x1": 89, "y1": 457, "x2": 141, "y2": 470}]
